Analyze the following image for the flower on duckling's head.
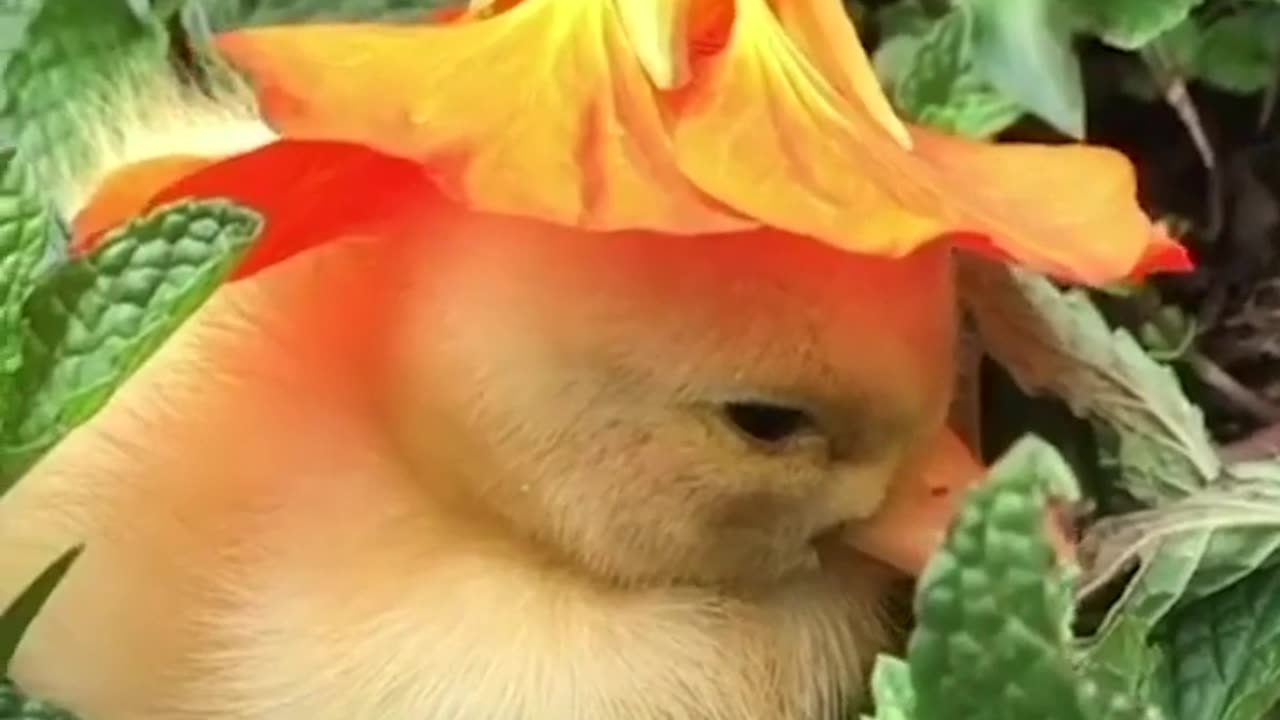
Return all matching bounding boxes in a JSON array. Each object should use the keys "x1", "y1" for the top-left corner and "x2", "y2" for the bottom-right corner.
[
  {"x1": 76, "y1": 0, "x2": 1189, "y2": 285},
  {"x1": 213, "y1": 0, "x2": 1186, "y2": 283}
]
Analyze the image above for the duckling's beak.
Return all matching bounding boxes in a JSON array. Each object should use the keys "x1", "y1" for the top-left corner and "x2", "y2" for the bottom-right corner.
[{"x1": 841, "y1": 428, "x2": 1077, "y2": 576}]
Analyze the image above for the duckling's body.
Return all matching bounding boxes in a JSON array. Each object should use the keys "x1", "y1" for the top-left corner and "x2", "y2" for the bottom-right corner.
[{"x1": 0, "y1": 90, "x2": 957, "y2": 719}]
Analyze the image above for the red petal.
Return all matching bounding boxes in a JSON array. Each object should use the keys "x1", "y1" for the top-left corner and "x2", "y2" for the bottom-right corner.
[
  {"x1": 77, "y1": 140, "x2": 445, "y2": 281},
  {"x1": 73, "y1": 154, "x2": 219, "y2": 254}
]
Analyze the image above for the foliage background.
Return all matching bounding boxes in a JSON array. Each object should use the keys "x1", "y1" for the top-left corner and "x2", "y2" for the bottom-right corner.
[{"x1": 2, "y1": 0, "x2": 1280, "y2": 719}]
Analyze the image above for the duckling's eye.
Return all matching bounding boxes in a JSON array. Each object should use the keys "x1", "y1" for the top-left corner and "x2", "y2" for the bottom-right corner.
[{"x1": 721, "y1": 401, "x2": 816, "y2": 445}]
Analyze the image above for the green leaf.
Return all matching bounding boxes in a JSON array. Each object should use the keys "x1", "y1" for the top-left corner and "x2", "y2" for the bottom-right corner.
[
  {"x1": 862, "y1": 655, "x2": 917, "y2": 720},
  {"x1": 1081, "y1": 476, "x2": 1280, "y2": 634},
  {"x1": 0, "y1": 148, "x2": 52, "y2": 440},
  {"x1": 885, "y1": 8, "x2": 1024, "y2": 139},
  {"x1": 958, "y1": 260, "x2": 1219, "y2": 506},
  {"x1": 874, "y1": 32, "x2": 927, "y2": 90},
  {"x1": 200, "y1": 0, "x2": 452, "y2": 27},
  {"x1": 909, "y1": 435, "x2": 1081, "y2": 718},
  {"x1": 871, "y1": 0, "x2": 930, "y2": 89},
  {"x1": 1149, "y1": 18, "x2": 1202, "y2": 75},
  {"x1": 908, "y1": 435, "x2": 1160, "y2": 720},
  {"x1": 873, "y1": 0, "x2": 933, "y2": 40},
  {"x1": 1150, "y1": 562, "x2": 1280, "y2": 720},
  {"x1": 1190, "y1": 6, "x2": 1280, "y2": 94},
  {"x1": 956, "y1": 262, "x2": 1280, "y2": 652},
  {"x1": 964, "y1": 0, "x2": 1086, "y2": 138},
  {"x1": 1, "y1": 0, "x2": 171, "y2": 189},
  {"x1": 0, "y1": 1, "x2": 39, "y2": 127},
  {"x1": 0, "y1": 199, "x2": 261, "y2": 483},
  {"x1": 1066, "y1": 0, "x2": 1204, "y2": 52},
  {"x1": 0, "y1": 678, "x2": 79, "y2": 720},
  {"x1": 0, "y1": 546, "x2": 79, "y2": 675},
  {"x1": 1095, "y1": 529, "x2": 1216, "y2": 635},
  {"x1": 1078, "y1": 613, "x2": 1167, "y2": 702}
]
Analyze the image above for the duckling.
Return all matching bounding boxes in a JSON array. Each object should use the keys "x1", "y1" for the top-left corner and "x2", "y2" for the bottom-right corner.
[{"x1": 0, "y1": 88, "x2": 968, "y2": 720}]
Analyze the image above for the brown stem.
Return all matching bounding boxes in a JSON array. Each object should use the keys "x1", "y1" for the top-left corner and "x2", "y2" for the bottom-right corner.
[
  {"x1": 1221, "y1": 421, "x2": 1280, "y2": 463},
  {"x1": 1188, "y1": 352, "x2": 1280, "y2": 424}
]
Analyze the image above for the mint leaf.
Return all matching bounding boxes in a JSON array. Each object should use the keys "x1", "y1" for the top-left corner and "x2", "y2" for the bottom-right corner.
[
  {"x1": 0, "y1": 1, "x2": 39, "y2": 143},
  {"x1": 885, "y1": 8, "x2": 1024, "y2": 139},
  {"x1": 0, "y1": 679, "x2": 78, "y2": 720},
  {"x1": 955, "y1": 261, "x2": 1280, "y2": 653},
  {"x1": 1191, "y1": 6, "x2": 1280, "y2": 95},
  {"x1": 872, "y1": 1, "x2": 933, "y2": 92},
  {"x1": 1081, "y1": 475, "x2": 1280, "y2": 636},
  {"x1": 0, "y1": 546, "x2": 79, "y2": 675},
  {"x1": 0, "y1": 148, "x2": 52, "y2": 438},
  {"x1": 862, "y1": 656, "x2": 917, "y2": 720},
  {"x1": 1078, "y1": 613, "x2": 1166, "y2": 702},
  {"x1": 0, "y1": 199, "x2": 261, "y2": 483},
  {"x1": 1150, "y1": 19, "x2": 1202, "y2": 75},
  {"x1": 1150, "y1": 562, "x2": 1280, "y2": 720},
  {"x1": 1066, "y1": 0, "x2": 1204, "y2": 51},
  {"x1": 909, "y1": 435, "x2": 1087, "y2": 719},
  {"x1": 874, "y1": 32, "x2": 928, "y2": 91},
  {"x1": 964, "y1": 0, "x2": 1086, "y2": 138},
  {"x1": 905, "y1": 435, "x2": 1161, "y2": 719},
  {"x1": 1092, "y1": 529, "x2": 1218, "y2": 635},
  {"x1": 2, "y1": 0, "x2": 171, "y2": 190},
  {"x1": 874, "y1": 0, "x2": 933, "y2": 40},
  {"x1": 871, "y1": 2, "x2": 936, "y2": 103},
  {"x1": 201, "y1": 0, "x2": 451, "y2": 27},
  {"x1": 959, "y1": 259, "x2": 1219, "y2": 506}
]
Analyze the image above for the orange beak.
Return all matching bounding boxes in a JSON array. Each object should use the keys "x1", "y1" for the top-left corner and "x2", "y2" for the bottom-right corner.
[{"x1": 843, "y1": 429, "x2": 1076, "y2": 576}]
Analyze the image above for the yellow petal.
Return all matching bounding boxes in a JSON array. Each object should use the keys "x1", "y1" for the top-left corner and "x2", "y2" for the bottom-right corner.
[
  {"x1": 674, "y1": 0, "x2": 950, "y2": 255},
  {"x1": 770, "y1": 0, "x2": 911, "y2": 148},
  {"x1": 674, "y1": 0, "x2": 1185, "y2": 281},
  {"x1": 616, "y1": 0, "x2": 692, "y2": 90},
  {"x1": 907, "y1": 126, "x2": 1189, "y2": 283}
]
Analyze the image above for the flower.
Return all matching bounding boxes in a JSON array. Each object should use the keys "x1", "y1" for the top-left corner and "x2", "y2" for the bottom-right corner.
[{"x1": 76, "y1": 0, "x2": 1188, "y2": 284}]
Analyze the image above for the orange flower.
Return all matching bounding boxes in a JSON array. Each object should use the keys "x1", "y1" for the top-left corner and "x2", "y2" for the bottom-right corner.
[{"x1": 76, "y1": 0, "x2": 1188, "y2": 284}]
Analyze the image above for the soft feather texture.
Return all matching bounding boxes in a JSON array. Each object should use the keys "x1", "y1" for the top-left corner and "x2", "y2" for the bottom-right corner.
[
  {"x1": 51, "y1": 66, "x2": 275, "y2": 219},
  {"x1": 0, "y1": 67, "x2": 958, "y2": 720}
]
